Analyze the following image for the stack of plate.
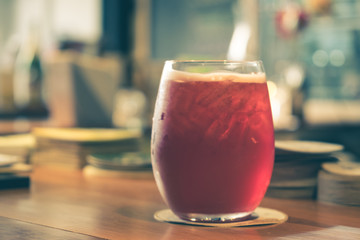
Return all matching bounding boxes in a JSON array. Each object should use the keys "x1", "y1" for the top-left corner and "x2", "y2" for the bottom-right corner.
[
  {"x1": 31, "y1": 127, "x2": 141, "y2": 169},
  {"x1": 0, "y1": 154, "x2": 32, "y2": 190},
  {"x1": 0, "y1": 134, "x2": 35, "y2": 163},
  {"x1": 318, "y1": 152, "x2": 360, "y2": 206},
  {"x1": 83, "y1": 152, "x2": 153, "y2": 179},
  {"x1": 266, "y1": 140, "x2": 343, "y2": 199}
]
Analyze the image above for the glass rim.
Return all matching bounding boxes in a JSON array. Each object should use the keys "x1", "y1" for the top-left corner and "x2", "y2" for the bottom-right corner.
[{"x1": 165, "y1": 60, "x2": 263, "y2": 65}]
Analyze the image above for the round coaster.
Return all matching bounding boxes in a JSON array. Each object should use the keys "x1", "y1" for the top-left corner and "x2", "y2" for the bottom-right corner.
[{"x1": 154, "y1": 207, "x2": 287, "y2": 228}]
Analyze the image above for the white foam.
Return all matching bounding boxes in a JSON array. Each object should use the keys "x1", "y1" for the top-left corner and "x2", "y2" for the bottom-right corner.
[{"x1": 163, "y1": 69, "x2": 266, "y2": 83}]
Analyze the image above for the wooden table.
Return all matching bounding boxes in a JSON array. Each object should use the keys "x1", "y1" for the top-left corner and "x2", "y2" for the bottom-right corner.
[{"x1": 0, "y1": 167, "x2": 360, "y2": 239}]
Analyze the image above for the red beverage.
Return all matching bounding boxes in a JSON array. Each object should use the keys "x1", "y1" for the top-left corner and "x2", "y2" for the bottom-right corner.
[{"x1": 151, "y1": 61, "x2": 274, "y2": 222}]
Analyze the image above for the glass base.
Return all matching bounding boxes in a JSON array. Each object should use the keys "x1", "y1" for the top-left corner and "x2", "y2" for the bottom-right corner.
[{"x1": 177, "y1": 211, "x2": 253, "y2": 223}]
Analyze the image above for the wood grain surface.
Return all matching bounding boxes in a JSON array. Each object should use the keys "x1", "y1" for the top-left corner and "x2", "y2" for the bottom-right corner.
[{"x1": 0, "y1": 166, "x2": 359, "y2": 239}]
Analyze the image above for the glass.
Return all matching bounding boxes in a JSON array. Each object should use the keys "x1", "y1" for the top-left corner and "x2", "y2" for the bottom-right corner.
[{"x1": 151, "y1": 60, "x2": 274, "y2": 223}]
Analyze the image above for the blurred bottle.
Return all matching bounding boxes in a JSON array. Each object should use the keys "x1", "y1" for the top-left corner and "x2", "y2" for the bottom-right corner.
[
  {"x1": 13, "y1": 26, "x2": 48, "y2": 118},
  {"x1": 112, "y1": 59, "x2": 147, "y2": 130},
  {"x1": 0, "y1": 36, "x2": 18, "y2": 117}
]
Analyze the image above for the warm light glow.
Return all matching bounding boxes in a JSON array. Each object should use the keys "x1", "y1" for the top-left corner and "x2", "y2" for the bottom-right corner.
[
  {"x1": 330, "y1": 49, "x2": 345, "y2": 67},
  {"x1": 267, "y1": 81, "x2": 281, "y2": 124},
  {"x1": 268, "y1": 81, "x2": 299, "y2": 130},
  {"x1": 284, "y1": 65, "x2": 304, "y2": 88},
  {"x1": 227, "y1": 22, "x2": 251, "y2": 61}
]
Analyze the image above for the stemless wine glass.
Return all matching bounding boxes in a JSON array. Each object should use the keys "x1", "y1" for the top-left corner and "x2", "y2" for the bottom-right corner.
[{"x1": 151, "y1": 60, "x2": 274, "y2": 223}]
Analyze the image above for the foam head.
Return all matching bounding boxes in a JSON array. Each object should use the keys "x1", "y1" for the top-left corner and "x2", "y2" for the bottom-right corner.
[{"x1": 162, "y1": 69, "x2": 266, "y2": 83}]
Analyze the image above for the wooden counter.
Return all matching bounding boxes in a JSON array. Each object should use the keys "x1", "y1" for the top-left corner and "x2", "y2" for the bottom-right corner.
[{"x1": 0, "y1": 167, "x2": 359, "y2": 239}]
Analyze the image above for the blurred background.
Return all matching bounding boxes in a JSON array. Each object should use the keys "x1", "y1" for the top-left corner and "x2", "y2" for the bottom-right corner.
[{"x1": 0, "y1": 0, "x2": 360, "y2": 156}]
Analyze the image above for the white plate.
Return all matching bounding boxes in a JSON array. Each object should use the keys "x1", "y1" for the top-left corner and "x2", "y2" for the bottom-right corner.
[
  {"x1": 275, "y1": 140, "x2": 343, "y2": 154},
  {"x1": 0, "y1": 154, "x2": 21, "y2": 167}
]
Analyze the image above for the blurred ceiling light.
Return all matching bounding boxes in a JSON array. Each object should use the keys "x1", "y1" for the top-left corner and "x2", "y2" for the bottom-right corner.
[
  {"x1": 312, "y1": 50, "x2": 328, "y2": 67},
  {"x1": 330, "y1": 49, "x2": 345, "y2": 67}
]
